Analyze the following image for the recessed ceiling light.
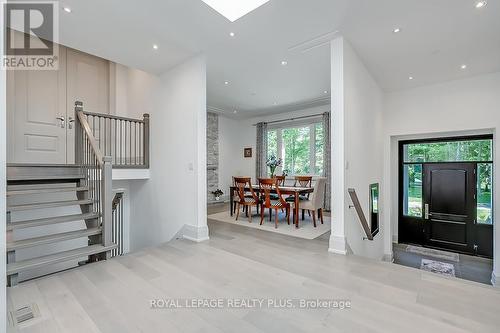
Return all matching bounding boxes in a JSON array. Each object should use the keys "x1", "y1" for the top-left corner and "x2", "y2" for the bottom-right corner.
[
  {"x1": 229, "y1": 32, "x2": 235, "y2": 37},
  {"x1": 224, "y1": 81, "x2": 229, "y2": 85},
  {"x1": 281, "y1": 60, "x2": 288, "y2": 66},
  {"x1": 152, "y1": 44, "x2": 159, "y2": 50},
  {"x1": 324, "y1": 90, "x2": 328, "y2": 94},
  {"x1": 393, "y1": 28, "x2": 401, "y2": 33},
  {"x1": 201, "y1": 0, "x2": 270, "y2": 22},
  {"x1": 409, "y1": 76, "x2": 414, "y2": 80},
  {"x1": 461, "y1": 64, "x2": 467, "y2": 69},
  {"x1": 273, "y1": 102, "x2": 277, "y2": 105},
  {"x1": 233, "y1": 110, "x2": 238, "y2": 114},
  {"x1": 63, "y1": 7, "x2": 72, "y2": 13},
  {"x1": 475, "y1": 1, "x2": 487, "y2": 8}
]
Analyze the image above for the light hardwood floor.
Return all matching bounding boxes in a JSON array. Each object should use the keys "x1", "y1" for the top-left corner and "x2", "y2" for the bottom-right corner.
[{"x1": 7, "y1": 214, "x2": 500, "y2": 332}]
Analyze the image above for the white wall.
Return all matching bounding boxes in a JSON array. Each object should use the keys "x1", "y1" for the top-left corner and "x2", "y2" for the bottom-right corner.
[
  {"x1": 343, "y1": 40, "x2": 385, "y2": 259},
  {"x1": 129, "y1": 55, "x2": 208, "y2": 250},
  {"x1": 217, "y1": 104, "x2": 330, "y2": 194},
  {"x1": 329, "y1": 37, "x2": 385, "y2": 259},
  {"x1": 218, "y1": 115, "x2": 254, "y2": 194},
  {"x1": 382, "y1": 72, "x2": 500, "y2": 283}
]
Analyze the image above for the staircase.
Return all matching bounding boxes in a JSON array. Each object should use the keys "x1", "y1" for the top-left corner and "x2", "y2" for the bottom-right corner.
[{"x1": 6, "y1": 164, "x2": 117, "y2": 286}]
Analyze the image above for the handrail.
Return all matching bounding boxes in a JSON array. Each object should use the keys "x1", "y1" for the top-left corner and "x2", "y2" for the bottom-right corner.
[
  {"x1": 82, "y1": 110, "x2": 145, "y2": 123},
  {"x1": 75, "y1": 103, "x2": 105, "y2": 165},
  {"x1": 75, "y1": 101, "x2": 113, "y2": 257},
  {"x1": 348, "y1": 188, "x2": 374, "y2": 241},
  {"x1": 76, "y1": 102, "x2": 150, "y2": 168},
  {"x1": 111, "y1": 190, "x2": 125, "y2": 257}
]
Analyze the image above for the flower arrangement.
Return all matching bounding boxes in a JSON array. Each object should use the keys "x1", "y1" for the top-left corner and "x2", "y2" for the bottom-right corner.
[
  {"x1": 211, "y1": 189, "x2": 224, "y2": 200},
  {"x1": 266, "y1": 155, "x2": 282, "y2": 178}
]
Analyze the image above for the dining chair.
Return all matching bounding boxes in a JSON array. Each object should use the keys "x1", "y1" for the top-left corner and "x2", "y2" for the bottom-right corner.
[
  {"x1": 291, "y1": 177, "x2": 326, "y2": 227},
  {"x1": 286, "y1": 175, "x2": 313, "y2": 219},
  {"x1": 269, "y1": 175, "x2": 286, "y2": 200},
  {"x1": 233, "y1": 177, "x2": 260, "y2": 222},
  {"x1": 232, "y1": 176, "x2": 256, "y2": 215},
  {"x1": 258, "y1": 178, "x2": 290, "y2": 228}
]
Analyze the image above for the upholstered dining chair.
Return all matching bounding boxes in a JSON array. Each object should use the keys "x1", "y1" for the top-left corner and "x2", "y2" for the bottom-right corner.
[
  {"x1": 233, "y1": 177, "x2": 260, "y2": 222},
  {"x1": 291, "y1": 177, "x2": 326, "y2": 227},
  {"x1": 258, "y1": 178, "x2": 290, "y2": 228}
]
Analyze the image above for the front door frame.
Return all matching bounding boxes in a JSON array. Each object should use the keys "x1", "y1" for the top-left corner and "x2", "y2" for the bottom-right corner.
[{"x1": 398, "y1": 134, "x2": 494, "y2": 258}]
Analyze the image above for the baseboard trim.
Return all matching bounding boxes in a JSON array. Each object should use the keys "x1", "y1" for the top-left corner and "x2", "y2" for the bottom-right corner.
[
  {"x1": 182, "y1": 224, "x2": 209, "y2": 243},
  {"x1": 492, "y1": 271, "x2": 500, "y2": 288},
  {"x1": 328, "y1": 248, "x2": 347, "y2": 255},
  {"x1": 329, "y1": 235, "x2": 347, "y2": 255},
  {"x1": 382, "y1": 252, "x2": 394, "y2": 262}
]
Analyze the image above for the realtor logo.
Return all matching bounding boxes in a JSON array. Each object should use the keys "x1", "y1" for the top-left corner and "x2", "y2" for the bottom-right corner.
[{"x1": 2, "y1": 1, "x2": 59, "y2": 70}]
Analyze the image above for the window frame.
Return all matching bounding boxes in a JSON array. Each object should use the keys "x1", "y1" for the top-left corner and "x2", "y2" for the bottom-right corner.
[{"x1": 267, "y1": 118, "x2": 324, "y2": 176}]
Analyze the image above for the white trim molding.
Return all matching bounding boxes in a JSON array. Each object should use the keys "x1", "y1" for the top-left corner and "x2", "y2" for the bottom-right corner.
[
  {"x1": 182, "y1": 225, "x2": 210, "y2": 243},
  {"x1": 329, "y1": 235, "x2": 348, "y2": 255}
]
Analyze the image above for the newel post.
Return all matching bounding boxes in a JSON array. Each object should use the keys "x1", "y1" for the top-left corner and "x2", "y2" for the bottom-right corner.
[
  {"x1": 75, "y1": 101, "x2": 83, "y2": 165},
  {"x1": 102, "y1": 155, "x2": 113, "y2": 258},
  {"x1": 143, "y1": 113, "x2": 150, "y2": 168}
]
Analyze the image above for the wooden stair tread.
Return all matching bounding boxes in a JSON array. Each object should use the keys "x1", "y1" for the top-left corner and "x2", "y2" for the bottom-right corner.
[
  {"x1": 7, "y1": 212, "x2": 100, "y2": 230},
  {"x1": 7, "y1": 175, "x2": 85, "y2": 181},
  {"x1": 8, "y1": 199, "x2": 93, "y2": 211},
  {"x1": 7, "y1": 244, "x2": 117, "y2": 275},
  {"x1": 7, "y1": 186, "x2": 89, "y2": 196},
  {"x1": 7, "y1": 227, "x2": 102, "y2": 250}
]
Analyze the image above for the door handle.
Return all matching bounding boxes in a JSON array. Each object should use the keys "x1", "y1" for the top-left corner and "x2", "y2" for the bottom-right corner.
[
  {"x1": 56, "y1": 116, "x2": 65, "y2": 128},
  {"x1": 68, "y1": 116, "x2": 75, "y2": 129},
  {"x1": 424, "y1": 203, "x2": 429, "y2": 220}
]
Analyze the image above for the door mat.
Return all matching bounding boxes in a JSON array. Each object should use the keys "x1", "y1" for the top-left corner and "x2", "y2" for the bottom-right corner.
[
  {"x1": 406, "y1": 245, "x2": 459, "y2": 262},
  {"x1": 420, "y1": 259, "x2": 456, "y2": 277}
]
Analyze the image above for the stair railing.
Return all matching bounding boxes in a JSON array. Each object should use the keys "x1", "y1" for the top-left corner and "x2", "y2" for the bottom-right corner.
[
  {"x1": 79, "y1": 107, "x2": 150, "y2": 168},
  {"x1": 348, "y1": 188, "x2": 376, "y2": 241},
  {"x1": 75, "y1": 101, "x2": 113, "y2": 256},
  {"x1": 111, "y1": 190, "x2": 125, "y2": 257}
]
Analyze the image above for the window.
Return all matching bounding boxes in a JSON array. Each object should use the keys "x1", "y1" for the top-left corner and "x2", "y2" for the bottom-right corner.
[
  {"x1": 403, "y1": 164, "x2": 423, "y2": 218},
  {"x1": 403, "y1": 139, "x2": 492, "y2": 163},
  {"x1": 266, "y1": 121, "x2": 324, "y2": 176},
  {"x1": 402, "y1": 138, "x2": 493, "y2": 223}
]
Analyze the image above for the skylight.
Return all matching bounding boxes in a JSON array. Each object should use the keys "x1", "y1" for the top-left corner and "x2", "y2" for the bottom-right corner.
[{"x1": 201, "y1": 0, "x2": 270, "y2": 22}]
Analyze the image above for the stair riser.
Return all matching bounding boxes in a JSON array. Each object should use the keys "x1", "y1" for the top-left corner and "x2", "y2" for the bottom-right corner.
[
  {"x1": 7, "y1": 165, "x2": 84, "y2": 182},
  {"x1": 7, "y1": 244, "x2": 117, "y2": 275},
  {"x1": 7, "y1": 213, "x2": 100, "y2": 231},
  {"x1": 7, "y1": 228, "x2": 102, "y2": 251},
  {"x1": 8, "y1": 200, "x2": 93, "y2": 212}
]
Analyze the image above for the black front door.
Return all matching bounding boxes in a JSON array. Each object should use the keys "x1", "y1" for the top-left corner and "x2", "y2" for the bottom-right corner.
[{"x1": 423, "y1": 163, "x2": 476, "y2": 254}]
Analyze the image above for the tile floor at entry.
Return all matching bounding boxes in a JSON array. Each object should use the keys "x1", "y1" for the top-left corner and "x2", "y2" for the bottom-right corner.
[{"x1": 393, "y1": 243, "x2": 493, "y2": 285}]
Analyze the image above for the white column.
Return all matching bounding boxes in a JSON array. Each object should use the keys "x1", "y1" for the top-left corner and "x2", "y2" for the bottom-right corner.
[
  {"x1": 329, "y1": 37, "x2": 348, "y2": 255},
  {"x1": 183, "y1": 55, "x2": 209, "y2": 242}
]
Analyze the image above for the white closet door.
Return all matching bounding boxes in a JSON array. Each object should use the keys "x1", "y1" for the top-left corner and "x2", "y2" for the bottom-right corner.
[
  {"x1": 66, "y1": 48, "x2": 110, "y2": 163},
  {"x1": 7, "y1": 35, "x2": 67, "y2": 164}
]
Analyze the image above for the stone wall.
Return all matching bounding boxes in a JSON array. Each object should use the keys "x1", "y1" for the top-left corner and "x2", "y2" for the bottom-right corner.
[{"x1": 207, "y1": 112, "x2": 219, "y2": 202}]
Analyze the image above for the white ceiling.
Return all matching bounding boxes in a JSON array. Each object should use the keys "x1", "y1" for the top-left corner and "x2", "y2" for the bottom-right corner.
[{"x1": 57, "y1": 0, "x2": 500, "y2": 117}]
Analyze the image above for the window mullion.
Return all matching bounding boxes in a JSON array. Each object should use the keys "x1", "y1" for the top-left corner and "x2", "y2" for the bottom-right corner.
[
  {"x1": 310, "y1": 124, "x2": 316, "y2": 175},
  {"x1": 277, "y1": 129, "x2": 283, "y2": 175}
]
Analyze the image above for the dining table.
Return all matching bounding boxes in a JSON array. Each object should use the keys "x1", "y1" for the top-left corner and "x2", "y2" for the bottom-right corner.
[{"x1": 229, "y1": 185, "x2": 314, "y2": 228}]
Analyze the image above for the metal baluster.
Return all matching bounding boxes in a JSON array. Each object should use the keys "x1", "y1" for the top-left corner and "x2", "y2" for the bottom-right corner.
[{"x1": 134, "y1": 122, "x2": 137, "y2": 165}]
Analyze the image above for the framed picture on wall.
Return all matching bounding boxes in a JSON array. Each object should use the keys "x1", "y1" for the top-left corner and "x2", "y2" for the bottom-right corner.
[{"x1": 244, "y1": 148, "x2": 252, "y2": 158}]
